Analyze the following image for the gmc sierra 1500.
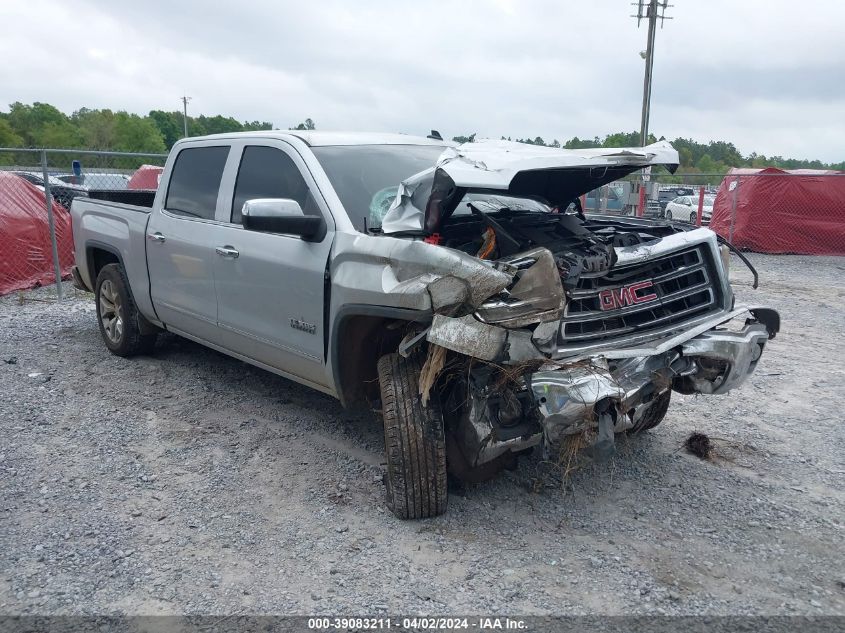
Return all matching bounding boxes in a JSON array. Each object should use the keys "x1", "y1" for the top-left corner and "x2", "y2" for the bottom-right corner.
[{"x1": 71, "y1": 132, "x2": 780, "y2": 519}]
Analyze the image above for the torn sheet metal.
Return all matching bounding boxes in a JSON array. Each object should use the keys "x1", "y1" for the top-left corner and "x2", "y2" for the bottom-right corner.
[
  {"x1": 381, "y1": 139, "x2": 680, "y2": 234},
  {"x1": 388, "y1": 240, "x2": 513, "y2": 310},
  {"x1": 679, "y1": 323, "x2": 769, "y2": 394},
  {"x1": 475, "y1": 247, "x2": 565, "y2": 328},
  {"x1": 426, "y1": 314, "x2": 508, "y2": 362},
  {"x1": 426, "y1": 314, "x2": 544, "y2": 363},
  {"x1": 330, "y1": 232, "x2": 513, "y2": 313},
  {"x1": 528, "y1": 361, "x2": 625, "y2": 445}
]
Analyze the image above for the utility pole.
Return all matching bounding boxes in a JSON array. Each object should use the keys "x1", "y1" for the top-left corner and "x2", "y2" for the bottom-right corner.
[
  {"x1": 632, "y1": 0, "x2": 672, "y2": 146},
  {"x1": 181, "y1": 95, "x2": 192, "y2": 138},
  {"x1": 631, "y1": 0, "x2": 672, "y2": 216}
]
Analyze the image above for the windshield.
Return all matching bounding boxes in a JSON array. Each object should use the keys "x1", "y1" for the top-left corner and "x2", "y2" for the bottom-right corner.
[
  {"x1": 313, "y1": 145, "x2": 446, "y2": 232},
  {"x1": 314, "y1": 144, "x2": 554, "y2": 232}
]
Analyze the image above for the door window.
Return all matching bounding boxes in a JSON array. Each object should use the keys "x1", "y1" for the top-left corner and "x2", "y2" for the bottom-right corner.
[
  {"x1": 165, "y1": 146, "x2": 230, "y2": 220},
  {"x1": 231, "y1": 146, "x2": 316, "y2": 224}
]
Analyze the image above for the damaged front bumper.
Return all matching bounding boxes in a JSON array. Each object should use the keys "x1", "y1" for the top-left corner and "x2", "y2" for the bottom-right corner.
[
  {"x1": 529, "y1": 311, "x2": 773, "y2": 444},
  {"x1": 441, "y1": 306, "x2": 779, "y2": 467}
]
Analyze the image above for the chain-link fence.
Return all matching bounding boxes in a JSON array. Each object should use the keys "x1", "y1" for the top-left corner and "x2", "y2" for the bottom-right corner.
[
  {"x1": 2, "y1": 148, "x2": 843, "y2": 299},
  {"x1": 583, "y1": 170, "x2": 845, "y2": 256},
  {"x1": 0, "y1": 148, "x2": 166, "y2": 298}
]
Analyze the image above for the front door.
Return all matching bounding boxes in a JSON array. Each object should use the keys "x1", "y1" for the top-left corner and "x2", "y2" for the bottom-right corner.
[
  {"x1": 210, "y1": 142, "x2": 334, "y2": 388},
  {"x1": 147, "y1": 144, "x2": 230, "y2": 341}
]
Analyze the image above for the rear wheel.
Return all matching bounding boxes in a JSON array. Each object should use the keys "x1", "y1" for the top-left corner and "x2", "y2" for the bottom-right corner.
[
  {"x1": 95, "y1": 263, "x2": 157, "y2": 357},
  {"x1": 377, "y1": 352, "x2": 448, "y2": 519},
  {"x1": 627, "y1": 390, "x2": 671, "y2": 433}
]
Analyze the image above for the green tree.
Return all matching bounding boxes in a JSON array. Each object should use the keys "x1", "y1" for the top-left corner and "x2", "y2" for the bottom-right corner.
[
  {"x1": 452, "y1": 133, "x2": 476, "y2": 143},
  {"x1": 7, "y1": 102, "x2": 81, "y2": 147},
  {"x1": 291, "y1": 118, "x2": 315, "y2": 130},
  {"x1": 695, "y1": 153, "x2": 727, "y2": 175},
  {"x1": 34, "y1": 121, "x2": 83, "y2": 148},
  {"x1": 72, "y1": 108, "x2": 117, "y2": 149},
  {"x1": 0, "y1": 118, "x2": 24, "y2": 164},
  {"x1": 112, "y1": 112, "x2": 166, "y2": 153},
  {"x1": 148, "y1": 110, "x2": 184, "y2": 148},
  {"x1": 3, "y1": 101, "x2": 843, "y2": 168},
  {"x1": 602, "y1": 131, "x2": 644, "y2": 147},
  {"x1": 243, "y1": 120, "x2": 273, "y2": 131},
  {"x1": 196, "y1": 115, "x2": 243, "y2": 135},
  {"x1": 564, "y1": 136, "x2": 600, "y2": 149},
  {"x1": 0, "y1": 117, "x2": 23, "y2": 147}
]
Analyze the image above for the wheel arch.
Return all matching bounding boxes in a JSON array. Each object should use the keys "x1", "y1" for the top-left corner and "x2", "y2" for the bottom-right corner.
[
  {"x1": 85, "y1": 240, "x2": 123, "y2": 285},
  {"x1": 330, "y1": 305, "x2": 432, "y2": 408},
  {"x1": 88, "y1": 243, "x2": 158, "y2": 336}
]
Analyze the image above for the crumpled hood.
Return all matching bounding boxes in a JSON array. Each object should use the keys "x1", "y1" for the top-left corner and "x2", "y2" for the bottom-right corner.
[{"x1": 381, "y1": 139, "x2": 679, "y2": 234}]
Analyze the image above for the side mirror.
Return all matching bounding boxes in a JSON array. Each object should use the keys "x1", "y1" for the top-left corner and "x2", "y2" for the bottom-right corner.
[{"x1": 241, "y1": 198, "x2": 324, "y2": 240}]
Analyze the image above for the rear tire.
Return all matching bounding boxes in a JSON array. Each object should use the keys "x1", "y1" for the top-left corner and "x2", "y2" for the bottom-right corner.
[
  {"x1": 95, "y1": 263, "x2": 157, "y2": 357},
  {"x1": 627, "y1": 390, "x2": 671, "y2": 433},
  {"x1": 377, "y1": 352, "x2": 448, "y2": 519}
]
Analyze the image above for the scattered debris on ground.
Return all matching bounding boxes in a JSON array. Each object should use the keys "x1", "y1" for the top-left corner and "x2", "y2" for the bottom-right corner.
[{"x1": 685, "y1": 432, "x2": 714, "y2": 459}]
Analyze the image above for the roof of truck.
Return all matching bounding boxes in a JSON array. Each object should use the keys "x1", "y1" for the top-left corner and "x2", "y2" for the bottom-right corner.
[{"x1": 186, "y1": 130, "x2": 449, "y2": 147}]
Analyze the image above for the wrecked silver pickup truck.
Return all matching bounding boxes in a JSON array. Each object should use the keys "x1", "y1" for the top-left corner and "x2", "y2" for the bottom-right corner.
[{"x1": 71, "y1": 132, "x2": 779, "y2": 520}]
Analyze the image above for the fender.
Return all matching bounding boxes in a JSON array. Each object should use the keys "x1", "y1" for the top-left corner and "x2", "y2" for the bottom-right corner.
[{"x1": 330, "y1": 304, "x2": 432, "y2": 408}]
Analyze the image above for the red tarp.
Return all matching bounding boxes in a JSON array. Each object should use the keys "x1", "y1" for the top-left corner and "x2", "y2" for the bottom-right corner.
[
  {"x1": 128, "y1": 164, "x2": 163, "y2": 190},
  {"x1": 709, "y1": 167, "x2": 845, "y2": 255},
  {"x1": 0, "y1": 172, "x2": 74, "y2": 295}
]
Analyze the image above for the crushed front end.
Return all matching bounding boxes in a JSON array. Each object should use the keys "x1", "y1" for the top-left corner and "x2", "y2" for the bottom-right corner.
[
  {"x1": 412, "y1": 225, "x2": 779, "y2": 472},
  {"x1": 374, "y1": 140, "x2": 780, "y2": 474}
]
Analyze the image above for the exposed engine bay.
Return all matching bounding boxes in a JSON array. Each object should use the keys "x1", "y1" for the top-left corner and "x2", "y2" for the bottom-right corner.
[
  {"x1": 400, "y1": 204, "x2": 778, "y2": 478},
  {"x1": 436, "y1": 203, "x2": 686, "y2": 289}
]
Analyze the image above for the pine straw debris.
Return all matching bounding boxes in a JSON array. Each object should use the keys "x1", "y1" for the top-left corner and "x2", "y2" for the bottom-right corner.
[
  {"x1": 527, "y1": 429, "x2": 593, "y2": 493},
  {"x1": 419, "y1": 344, "x2": 447, "y2": 406},
  {"x1": 557, "y1": 429, "x2": 592, "y2": 480},
  {"x1": 682, "y1": 432, "x2": 760, "y2": 467},
  {"x1": 684, "y1": 432, "x2": 713, "y2": 459}
]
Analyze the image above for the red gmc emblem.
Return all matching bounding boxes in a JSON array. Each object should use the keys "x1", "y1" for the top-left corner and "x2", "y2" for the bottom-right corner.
[{"x1": 599, "y1": 280, "x2": 658, "y2": 311}]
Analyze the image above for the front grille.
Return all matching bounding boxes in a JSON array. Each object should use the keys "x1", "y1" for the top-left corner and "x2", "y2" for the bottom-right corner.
[{"x1": 561, "y1": 245, "x2": 720, "y2": 343}]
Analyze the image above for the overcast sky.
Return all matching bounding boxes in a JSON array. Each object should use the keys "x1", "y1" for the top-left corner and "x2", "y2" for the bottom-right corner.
[{"x1": 2, "y1": 0, "x2": 843, "y2": 162}]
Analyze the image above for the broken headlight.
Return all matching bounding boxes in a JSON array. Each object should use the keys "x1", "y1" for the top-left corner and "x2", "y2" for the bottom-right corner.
[{"x1": 475, "y1": 247, "x2": 566, "y2": 328}]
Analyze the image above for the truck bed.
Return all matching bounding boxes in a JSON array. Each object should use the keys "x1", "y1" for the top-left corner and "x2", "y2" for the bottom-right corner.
[{"x1": 70, "y1": 197, "x2": 156, "y2": 319}]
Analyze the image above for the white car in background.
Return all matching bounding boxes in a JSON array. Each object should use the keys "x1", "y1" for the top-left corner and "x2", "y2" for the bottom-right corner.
[{"x1": 665, "y1": 194, "x2": 714, "y2": 224}]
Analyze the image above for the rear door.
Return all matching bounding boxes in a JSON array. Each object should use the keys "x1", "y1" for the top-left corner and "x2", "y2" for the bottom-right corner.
[
  {"x1": 209, "y1": 141, "x2": 335, "y2": 388},
  {"x1": 146, "y1": 144, "x2": 230, "y2": 341}
]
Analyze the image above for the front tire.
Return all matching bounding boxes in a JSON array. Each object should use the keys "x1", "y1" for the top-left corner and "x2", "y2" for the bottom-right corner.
[
  {"x1": 627, "y1": 390, "x2": 671, "y2": 433},
  {"x1": 689, "y1": 211, "x2": 697, "y2": 224},
  {"x1": 377, "y1": 352, "x2": 448, "y2": 519},
  {"x1": 95, "y1": 263, "x2": 157, "y2": 357},
  {"x1": 665, "y1": 209, "x2": 673, "y2": 221}
]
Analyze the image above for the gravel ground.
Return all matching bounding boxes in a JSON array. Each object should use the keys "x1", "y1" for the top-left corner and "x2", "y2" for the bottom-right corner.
[{"x1": 1, "y1": 254, "x2": 844, "y2": 616}]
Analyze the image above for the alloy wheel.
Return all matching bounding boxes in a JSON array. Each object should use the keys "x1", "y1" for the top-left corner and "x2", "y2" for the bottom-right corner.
[{"x1": 99, "y1": 279, "x2": 124, "y2": 344}]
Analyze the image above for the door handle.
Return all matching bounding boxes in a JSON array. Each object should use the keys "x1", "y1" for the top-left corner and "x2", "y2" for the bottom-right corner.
[
  {"x1": 215, "y1": 246, "x2": 240, "y2": 259},
  {"x1": 147, "y1": 232, "x2": 166, "y2": 243}
]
